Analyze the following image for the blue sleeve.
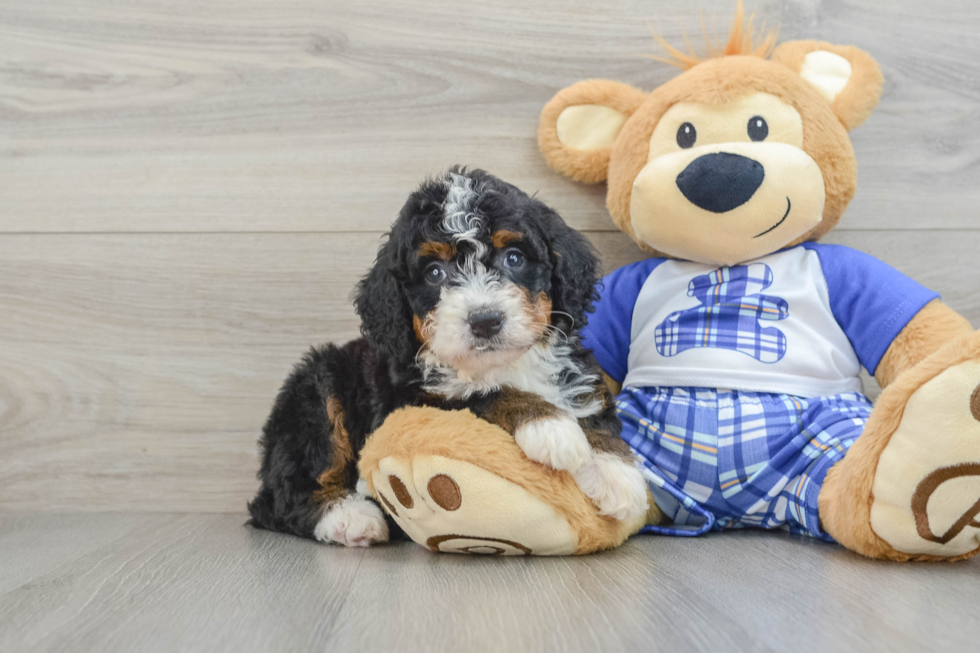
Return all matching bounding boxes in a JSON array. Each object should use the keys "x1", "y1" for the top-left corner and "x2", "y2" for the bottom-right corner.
[
  {"x1": 802, "y1": 243, "x2": 940, "y2": 375},
  {"x1": 581, "y1": 258, "x2": 665, "y2": 383}
]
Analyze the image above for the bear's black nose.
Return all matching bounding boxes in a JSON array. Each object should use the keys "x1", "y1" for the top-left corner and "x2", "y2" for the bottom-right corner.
[
  {"x1": 675, "y1": 152, "x2": 765, "y2": 213},
  {"x1": 468, "y1": 310, "x2": 504, "y2": 339}
]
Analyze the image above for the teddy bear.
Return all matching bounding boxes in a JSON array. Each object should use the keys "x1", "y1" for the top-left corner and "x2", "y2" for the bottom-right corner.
[
  {"x1": 357, "y1": 4, "x2": 980, "y2": 560},
  {"x1": 535, "y1": 4, "x2": 980, "y2": 561}
]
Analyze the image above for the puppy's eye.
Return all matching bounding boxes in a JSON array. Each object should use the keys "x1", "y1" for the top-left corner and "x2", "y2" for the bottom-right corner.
[
  {"x1": 748, "y1": 116, "x2": 768, "y2": 141},
  {"x1": 676, "y1": 122, "x2": 697, "y2": 149},
  {"x1": 424, "y1": 262, "x2": 447, "y2": 286},
  {"x1": 503, "y1": 248, "x2": 526, "y2": 270}
]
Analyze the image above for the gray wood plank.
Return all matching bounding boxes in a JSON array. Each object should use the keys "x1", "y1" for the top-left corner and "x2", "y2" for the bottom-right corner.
[
  {"x1": 329, "y1": 531, "x2": 980, "y2": 653},
  {"x1": 2, "y1": 0, "x2": 979, "y2": 233},
  {"x1": 0, "y1": 233, "x2": 372, "y2": 512},
  {"x1": 0, "y1": 513, "x2": 175, "y2": 596},
  {"x1": 1, "y1": 230, "x2": 976, "y2": 512},
  {"x1": 327, "y1": 535, "x2": 766, "y2": 653},
  {"x1": 0, "y1": 514, "x2": 976, "y2": 653},
  {"x1": 0, "y1": 514, "x2": 363, "y2": 653},
  {"x1": 623, "y1": 530, "x2": 980, "y2": 653}
]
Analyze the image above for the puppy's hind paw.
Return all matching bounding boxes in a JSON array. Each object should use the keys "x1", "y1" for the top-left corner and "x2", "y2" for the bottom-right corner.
[
  {"x1": 314, "y1": 495, "x2": 389, "y2": 547},
  {"x1": 514, "y1": 415, "x2": 591, "y2": 472},
  {"x1": 573, "y1": 453, "x2": 649, "y2": 522}
]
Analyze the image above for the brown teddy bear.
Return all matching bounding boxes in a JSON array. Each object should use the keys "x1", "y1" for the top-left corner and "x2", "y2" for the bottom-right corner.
[
  {"x1": 359, "y1": 406, "x2": 649, "y2": 555},
  {"x1": 536, "y1": 3, "x2": 980, "y2": 561},
  {"x1": 358, "y1": 3, "x2": 979, "y2": 560}
]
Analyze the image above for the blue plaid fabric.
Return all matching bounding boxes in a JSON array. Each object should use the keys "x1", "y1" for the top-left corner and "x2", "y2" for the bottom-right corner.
[
  {"x1": 654, "y1": 263, "x2": 789, "y2": 363},
  {"x1": 618, "y1": 386, "x2": 873, "y2": 541}
]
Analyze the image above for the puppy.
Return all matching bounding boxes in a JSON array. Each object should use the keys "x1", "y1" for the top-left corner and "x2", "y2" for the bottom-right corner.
[{"x1": 248, "y1": 168, "x2": 648, "y2": 547}]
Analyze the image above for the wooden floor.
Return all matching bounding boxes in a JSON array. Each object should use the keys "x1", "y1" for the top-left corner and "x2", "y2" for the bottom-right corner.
[
  {"x1": 3, "y1": 0, "x2": 980, "y2": 650},
  {"x1": 0, "y1": 514, "x2": 976, "y2": 653}
]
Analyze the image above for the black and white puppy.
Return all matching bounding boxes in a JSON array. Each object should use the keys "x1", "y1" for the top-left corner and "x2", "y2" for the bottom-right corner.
[{"x1": 248, "y1": 168, "x2": 648, "y2": 546}]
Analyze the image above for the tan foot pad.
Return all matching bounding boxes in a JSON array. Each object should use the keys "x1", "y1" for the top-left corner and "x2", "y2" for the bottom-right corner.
[
  {"x1": 372, "y1": 454, "x2": 577, "y2": 555},
  {"x1": 357, "y1": 406, "x2": 647, "y2": 555},
  {"x1": 871, "y1": 361, "x2": 980, "y2": 557}
]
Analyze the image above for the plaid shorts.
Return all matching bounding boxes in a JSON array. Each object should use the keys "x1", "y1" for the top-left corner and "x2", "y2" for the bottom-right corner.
[{"x1": 618, "y1": 386, "x2": 873, "y2": 542}]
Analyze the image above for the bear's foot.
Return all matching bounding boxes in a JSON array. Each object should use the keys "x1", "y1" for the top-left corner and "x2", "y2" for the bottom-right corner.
[
  {"x1": 370, "y1": 452, "x2": 579, "y2": 555},
  {"x1": 357, "y1": 406, "x2": 650, "y2": 556},
  {"x1": 870, "y1": 357, "x2": 980, "y2": 558},
  {"x1": 821, "y1": 331, "x2": 980, "y2": 561}
]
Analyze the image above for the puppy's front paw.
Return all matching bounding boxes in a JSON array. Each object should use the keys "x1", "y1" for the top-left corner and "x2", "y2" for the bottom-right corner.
[
  {"x1": 514, "y1": 415, "x2": 591, "y2": 472},
  {"x1": 573, "y1": 453, "x2": 649, "y2": 522},
  {"x1": 314, "y1": 495, "x2": 389, "y2": 547}
]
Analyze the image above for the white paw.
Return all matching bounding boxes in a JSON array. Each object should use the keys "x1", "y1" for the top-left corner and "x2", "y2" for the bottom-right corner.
[
  {"x1": 314, "y1": 495, "x2": 389, "y2": 547},
  {"x1": 573, "y1": 453, "x2": 649, "y2": 521},
  {"x1": 514, "y1": 415, "x2": 591, "y2": 472}
]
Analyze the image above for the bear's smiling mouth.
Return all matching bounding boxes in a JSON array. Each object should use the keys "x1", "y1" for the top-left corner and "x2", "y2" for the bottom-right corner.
[{"x1": 753, "y1": 197, "x2": 792, "y2": 239}]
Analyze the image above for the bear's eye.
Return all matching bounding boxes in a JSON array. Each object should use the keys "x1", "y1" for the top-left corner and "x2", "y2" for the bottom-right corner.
[
  {"x1": 676, "y1": 122, "x2": 697, "y2": 149},
  {"x1": 748, "y1": 116, "x2": 769, "y2": 142}
]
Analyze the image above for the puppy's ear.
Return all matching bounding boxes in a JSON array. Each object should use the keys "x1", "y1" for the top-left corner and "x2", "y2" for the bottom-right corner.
[
  {"x1": 771, "y1": 40, "x2": 883, "y2": 130},
  {"x1": 539, "y1": 80, "x2": 646, "y2": 183},
  {"x1": 533, "y1": 202, "x2": 600, "y2": 335},
  {"x1": 354, "y1": 239, "x2": 417, "y2": 364}
]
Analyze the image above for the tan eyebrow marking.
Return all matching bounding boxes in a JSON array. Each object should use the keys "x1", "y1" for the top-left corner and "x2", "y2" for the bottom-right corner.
[
  {"x1": 417, "y1": 241, "x2": 455, "y2": 261},
  {"x1": 492, "y1": 230, "x2": 523, "y2": 248}
]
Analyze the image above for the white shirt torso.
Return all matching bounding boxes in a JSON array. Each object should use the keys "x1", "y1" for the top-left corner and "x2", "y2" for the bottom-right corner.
[{"x1": 624, "y1": 248, "x2": 863, "y2": 398}]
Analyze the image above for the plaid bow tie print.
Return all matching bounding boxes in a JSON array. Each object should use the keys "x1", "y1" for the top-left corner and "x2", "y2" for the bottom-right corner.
[{"x1": 654, "y1": 263, "x2": 789, "y2": 363}]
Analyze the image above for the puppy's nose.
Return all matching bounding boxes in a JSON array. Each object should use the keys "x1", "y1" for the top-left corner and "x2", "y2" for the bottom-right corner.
[
  {"x1": 468, "y1": 310, "x2": 504, "y2": 339},
  {"x1": 676, "y1": 152, "x2": 765, "y2": 213}
]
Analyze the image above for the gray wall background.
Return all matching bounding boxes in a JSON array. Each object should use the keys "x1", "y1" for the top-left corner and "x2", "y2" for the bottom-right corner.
[{"x1": 2, "y1": 0, "x2": 978, "y2": 512}]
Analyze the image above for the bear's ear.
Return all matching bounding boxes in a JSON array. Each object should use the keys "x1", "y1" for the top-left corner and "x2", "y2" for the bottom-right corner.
[
  {"x1": 538, "y1": 80, "x2": 646, "y2": 183},
  {"x1": 771, "y1": 40, "x2": 884, "y2": 131}
]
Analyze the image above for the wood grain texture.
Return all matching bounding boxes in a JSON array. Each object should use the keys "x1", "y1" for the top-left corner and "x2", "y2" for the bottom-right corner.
[
  {"x1": 2, "y1": 0, "x2": 979, "y2": 233},
  {"x1": 0, "y1": 230, "x2": 977, "y2": 512},
  {"x1": 0, "y1": 513, "x2": 171, "y2": 595},
  {"x1": 0, "y1": 233, "x2": 371, "y2": 512},
  {"x1": 1, "y1": 0, "x2": 979, "y2": 514},
  {"x1": 0, "y1": 514, "x2": 365, "y2": 653},
  {"x1": 0, "y1": 514, "x2": 976, "y2": 653}
]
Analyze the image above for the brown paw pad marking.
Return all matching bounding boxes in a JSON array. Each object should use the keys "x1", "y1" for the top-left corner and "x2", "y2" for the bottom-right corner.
[
  {"x1": 426, "y1": 534, "x2": 531, "y2": 555},
  {"x1": 427, "y1": 474, "x2": 461, "y2": 511},
  {"x1": 911, "y1": 463, "x2": 980, "y2": 544},
  {"x1": 376, "y1": 491, "x2": 400, "y2": 517},
  {"x1": 388, "y1": 475, "x2": 414, "y2": 509},
  {"x1": 971, "y1": 382, "x2": 980, "y2": 422}
]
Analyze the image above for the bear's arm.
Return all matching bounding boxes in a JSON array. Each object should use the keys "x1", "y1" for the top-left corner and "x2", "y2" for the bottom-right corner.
[
  {"x1": 581, "y1": 258, "x2": 666, "y2": 385},
  {"x1": 874, "y1": 299, "x2": 973, "y2": 387},
  {"x1": 803, "y1": 242, "x2": 973, "y2": 386}
]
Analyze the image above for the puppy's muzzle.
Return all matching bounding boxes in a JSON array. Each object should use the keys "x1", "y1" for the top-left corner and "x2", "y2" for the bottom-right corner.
[
  {"x1": 676, "y1": 152, "x2": 765, "y2": 213},
  {"x1": 467, "y1": 309, "x2": 504, "y2": 340}
]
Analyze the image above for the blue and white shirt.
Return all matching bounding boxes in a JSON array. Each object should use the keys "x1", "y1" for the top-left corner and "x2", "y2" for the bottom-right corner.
[{"x1": 582, "y1": 244, "x2": 939, "y2": 398}]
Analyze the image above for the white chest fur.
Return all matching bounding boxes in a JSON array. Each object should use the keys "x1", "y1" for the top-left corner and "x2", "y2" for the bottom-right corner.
[{"x1": 421, "y1": 340, "x2": 602, "y2": 418}]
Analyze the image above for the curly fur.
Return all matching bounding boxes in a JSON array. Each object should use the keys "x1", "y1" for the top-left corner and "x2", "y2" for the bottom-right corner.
[{"x1": 248, "y1": 168, "x2": 617, "y2": 543}]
